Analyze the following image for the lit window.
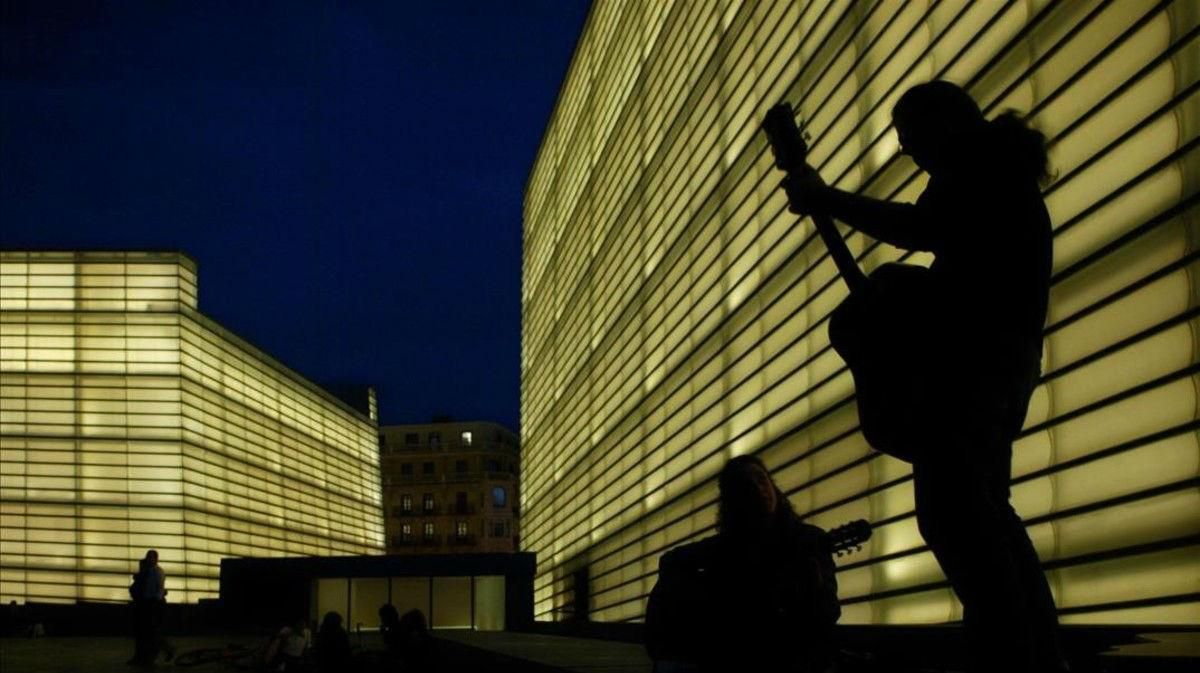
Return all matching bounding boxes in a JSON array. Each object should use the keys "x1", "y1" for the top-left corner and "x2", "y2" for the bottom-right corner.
[
  {"x1": 401, "y1": 495, "x2": 412, "y2": 512},
  {"x1": 460, "y1": 431, "x2": 473, "y2": 446},
  {"x1": 492, "y1": 486, "x2": 507, "y2": 508},
  {"x1": 456, "y1": 521, "x2": 468, "y2": 539},
  {"x1": 401, "y1": 524, "x2": 412, "y2": 541},
  {"x1": 423, "y1": 522, "x2": 434, "y2": 539},
  {"x1": 423, "y1": 494, "x2": 435, "y2": 512}
]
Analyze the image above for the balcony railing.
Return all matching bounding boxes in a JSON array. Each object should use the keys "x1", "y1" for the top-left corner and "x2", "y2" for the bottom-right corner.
[{"x1": 386, "y1": 470, "x2": 518, "y2": 485}]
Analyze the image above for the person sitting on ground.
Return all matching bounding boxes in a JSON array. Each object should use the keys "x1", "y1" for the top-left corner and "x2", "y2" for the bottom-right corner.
[
  {"x1": 397, "y1": 608, "x2": 431, "y2": 670},
  {"x1": 315, "y1": 611, "x2": 352, "y2": 672},
  {"x1": 378, "y1": 603, "x2": 402, "y2": 658},
  {"x1": 646, "y1": 455, "x2": 840, "y2": 673},
  {"x1": 265, "y1": 616, "x2": 311, "y2": 672}
]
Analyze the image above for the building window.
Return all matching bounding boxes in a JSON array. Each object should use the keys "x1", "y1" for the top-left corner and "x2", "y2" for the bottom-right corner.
[
  {"x1": 460, "y1": 431, "x2": 473, "y2": 446},
  {"x1": 400, "y1": 463, "x2": 413, "y2": 476},
  {"x1": 378, "y1": 434, "x2": 388, "y2": 450},
  {"x1": 492, "y1": 522, "x2": 506, "y2": 538},
  {"x1": 485, "y1": 458, "x2": 501, "y2": 472},
  {"x1": 423, "y1": 522, "x2": 434, "y2": 539},
  {"x1": 455, "y1": 459, "x2": 468, "y2": 474},
  {"x1": 423, "y1": 494, "x2": 435, "y2": 512},
  {"x1": 401, "y1": 523, "x2": 412, "y2": 541},
  {"x1": 422, "y1": 461, "x2": 435, "y2": 475},
  {"x1": 455, "y1": 491, "x2": 468, "y2": 513},
  {"x1": 429, "y1": 432, "x2": 441, "y2": 449},
  {"x1": 405, "y1": 433, "x2": 419, "y2": 445},
  {"x1": 456, "y1": 521, "x2": 468, "y2": 539},
  {"x1": 492, "y1": 486, "x2": 507, "y2": 508},
  {"x1": 401, "y1": 495, "x2": 412, "y2": 512}
]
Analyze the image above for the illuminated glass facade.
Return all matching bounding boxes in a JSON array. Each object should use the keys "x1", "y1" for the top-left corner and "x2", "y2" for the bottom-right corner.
[
  {"x1": 522, "y1": 1, "x2": 1199, "y2": 625},
  {"x1": 0, "y1": 251, "x2": 385, "y2": 604}
]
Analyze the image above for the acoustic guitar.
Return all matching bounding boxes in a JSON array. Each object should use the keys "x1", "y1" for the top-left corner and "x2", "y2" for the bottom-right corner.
[{"x1": 762, "y1": 102, "x2": 934, "y2": 463}]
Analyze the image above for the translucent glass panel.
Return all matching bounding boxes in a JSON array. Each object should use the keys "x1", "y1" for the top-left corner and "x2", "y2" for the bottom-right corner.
[
  {"x1": 0, "y1": 251, "x2": 197, "y2": 312},
  {"x1": 431, "y1": 576, "x2": 472, "y2": 629},
  {"x1": 315, "y1": 578, "x2": 349, "y2": 624},
  {"x1": 521, "y1": 0, "x2": 1200, "y2": 625},
  {"x1": 473, "y1": 576, "x2": 506, "y2": 631},
  {"x1": 350, "y1": 577, "x2": 390, "y2": 631},
  {"x1": 0, "y1": 251, "x2": 384, "y2": 604},
  {"x1": 390, "y1": 577, "x2": 432, "y2": 618}
]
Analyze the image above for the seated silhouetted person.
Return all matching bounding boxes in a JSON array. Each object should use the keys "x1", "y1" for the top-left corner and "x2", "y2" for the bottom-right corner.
[
  {"x1": 781, "y1": 80, "x2": 1064, "y2": 672},
  {"x1": 315, "y1": 610, "x2": 352, "y2": 672},
  {"x1": 378, "y1": 604, "x2": 431, "y2": 670},
  {"x1": 645, "y1": 455, "x2": 839, "y2": 673}
]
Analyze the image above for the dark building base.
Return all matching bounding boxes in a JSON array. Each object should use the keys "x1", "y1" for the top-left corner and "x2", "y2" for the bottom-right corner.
[{"x1": 219, "y1": 552, "x2": 535, "y2": 633}]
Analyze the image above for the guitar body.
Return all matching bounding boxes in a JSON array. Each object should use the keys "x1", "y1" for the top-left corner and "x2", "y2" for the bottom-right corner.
[{"x1": 828, "y1": 263, "x2": 934, "y2": 463}]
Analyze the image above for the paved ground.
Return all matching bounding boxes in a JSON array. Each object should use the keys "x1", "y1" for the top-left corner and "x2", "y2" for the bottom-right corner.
[
  {"x1": 3, "y1": 629, "x2": 1196, "y2": 673},
  {"x1": 0, "y1": 633, "x2": 572, "y2": 673},
  {"x1": 437, "y1": 631, "x2": 653, "y2": 673}
]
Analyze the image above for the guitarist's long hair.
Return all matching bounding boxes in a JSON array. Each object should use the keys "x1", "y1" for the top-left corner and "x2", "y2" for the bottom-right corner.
[
  {"x1": 894, "y1": 80, "x2": 1052, "y2": 186},
  {"x1": 716, "y1": 454, "x2": 799, "y2": 538}
]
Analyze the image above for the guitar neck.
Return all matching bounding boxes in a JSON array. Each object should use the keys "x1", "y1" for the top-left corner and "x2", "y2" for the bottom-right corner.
[
  {"x1": 810, "y1": 210, "x2": 867, "y2": 295},
  {"x1": 761, "y1": 102, "x2": 868, "y2": 296},
  {"x1": 826, "y1": 519, "x2": 872, "y2": 557}
]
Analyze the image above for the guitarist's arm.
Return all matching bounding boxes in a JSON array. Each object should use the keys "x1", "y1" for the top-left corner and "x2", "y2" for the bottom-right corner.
[{"x1": 782, "y1": 168, "x2": 938, "y2": 252}]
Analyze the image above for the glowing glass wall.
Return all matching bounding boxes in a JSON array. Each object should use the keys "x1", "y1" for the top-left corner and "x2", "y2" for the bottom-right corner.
[
  {"x1": 521, "y1": 0, "x2": 1199, "y2": 625},
  {"x1": 0, "y1": 251, "x2": 385, "y2": 603}
]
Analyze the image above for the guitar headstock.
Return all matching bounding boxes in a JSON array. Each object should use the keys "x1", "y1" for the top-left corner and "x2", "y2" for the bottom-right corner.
[
  {"x1": 826, "y1": 519, "x2": 872, "y2": 558},
  {"x1": 762, "y1": 102, "x2": 810, "y2": 173}
]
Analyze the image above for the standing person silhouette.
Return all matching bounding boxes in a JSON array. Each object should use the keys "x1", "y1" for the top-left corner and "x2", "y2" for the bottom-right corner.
[
  {"x1": 781, "y1": 81, "x2": 1065, "y2": 673},
  {"x1": 128, "y1": 549, "x2": 175, "y2": 666}
]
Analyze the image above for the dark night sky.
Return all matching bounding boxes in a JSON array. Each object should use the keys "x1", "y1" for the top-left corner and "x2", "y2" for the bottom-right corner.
[{"x1": 1, "y1": 1, "x2": 590, "y2": 432}]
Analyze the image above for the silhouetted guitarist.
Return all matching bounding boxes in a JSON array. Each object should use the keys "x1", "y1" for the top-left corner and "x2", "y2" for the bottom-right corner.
[{"x1": 778, "y1": 81, "x2": 1066, "y2": 673}]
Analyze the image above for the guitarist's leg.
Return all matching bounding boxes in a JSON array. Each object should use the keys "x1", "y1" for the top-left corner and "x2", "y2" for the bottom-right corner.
[
  {"x1": 1004, "y1": 482, "x2": 1064, "y2": 670},
  {"x1": 913, "y1": 440, "x2": 1038, "y2": 673}
]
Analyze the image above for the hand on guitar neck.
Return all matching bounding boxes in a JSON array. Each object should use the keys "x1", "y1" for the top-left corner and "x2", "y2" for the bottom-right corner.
[
  {"x1": 780, "y1": 165, "x2": 830, "y2": 218},
  {"x1": 763, "y1": 102, "x2": 867, "y2": 293}
]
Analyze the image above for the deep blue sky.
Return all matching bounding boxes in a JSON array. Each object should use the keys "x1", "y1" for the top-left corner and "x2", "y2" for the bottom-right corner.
[{"x1": 1, "y1": 1, "x2": 590, "y2": 432}]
